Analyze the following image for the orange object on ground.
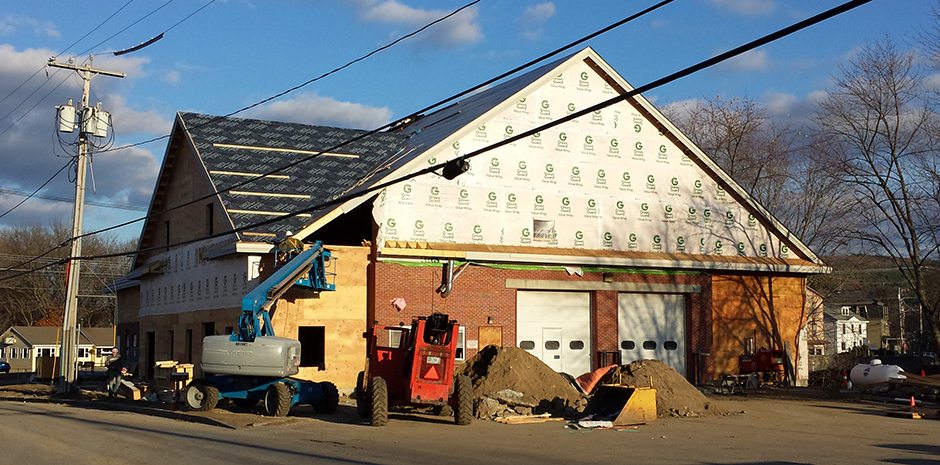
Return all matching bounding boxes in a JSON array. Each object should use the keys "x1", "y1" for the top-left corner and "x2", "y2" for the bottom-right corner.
[{"x1": 576, "y1": 365, "x2": 617, "y2": 394}]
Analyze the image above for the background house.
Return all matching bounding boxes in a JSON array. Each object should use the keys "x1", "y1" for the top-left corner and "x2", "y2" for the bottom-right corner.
[
  {"x1": 118, "y1": 47, "x2": 828, "y2": 391},
  {"x1": 0, "y1": 326, "x2": 114, "y2": 373},
  {"x1": 824, "y1": 306, "x2": 869, "y2": 354}
]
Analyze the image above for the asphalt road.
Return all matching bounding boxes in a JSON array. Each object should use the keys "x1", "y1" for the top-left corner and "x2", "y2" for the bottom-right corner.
[{"x1": 2, "y1": 396, "x2": 938, "y2": 465}]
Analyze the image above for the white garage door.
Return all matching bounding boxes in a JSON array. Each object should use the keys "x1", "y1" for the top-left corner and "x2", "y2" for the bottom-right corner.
[
  {"x1": 618, "y1": 293, "x2": 687, "y2": 376},
  {"x1": 517, "y1": 291, "x2": 591, "y2": 376}
]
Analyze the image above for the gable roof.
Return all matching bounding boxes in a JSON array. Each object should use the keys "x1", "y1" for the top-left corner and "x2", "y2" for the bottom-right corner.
[
  {"x1": 2, "y1": 326, "x2": 114, "y2": 346},
  {"x1": 136, "y1": 47, "x2": 825, "y2": 273}
]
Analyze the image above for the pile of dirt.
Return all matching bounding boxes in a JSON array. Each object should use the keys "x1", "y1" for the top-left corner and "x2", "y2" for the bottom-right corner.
[
  {"x1": 612, "y1": 359, "x2": 725, "y2": 417},
  {"x1": 460, "y1": 346, "x2": 586, "y2": 418}
]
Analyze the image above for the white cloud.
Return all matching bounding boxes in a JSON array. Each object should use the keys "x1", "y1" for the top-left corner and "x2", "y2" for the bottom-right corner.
[
  {"x1": 724, "y1": 49, "x2": 769, "y2": 72},
  {"x1": 352, "y1": 0, "x2": 482, "y2": 47},
  {"x1": 924, "y1": 73, "x2": 940, "y2": 92},
  {"x1": 519, "y1": 2, "x2": 555, "y2": 41},
  {"x1": 0, "y1": 14, "x2": 60, "y2": 38},
  {"x1": 0, "y1": 45, "x2": 161, "y2": 231},
  {"x1": 163, "y1": 70, "x2": 181, "y2": 85},
  {"x1": 707, "y1": 0, "x2": 775, "y2": 16},
  {"x1": 660, "y1": 98, "x2": 704, "y2": 123},
  {"x1": 245, "y1": 92, "x2": 392, "y2": 129}
]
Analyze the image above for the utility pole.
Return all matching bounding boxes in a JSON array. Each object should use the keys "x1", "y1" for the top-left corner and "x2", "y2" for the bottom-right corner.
[{"x1": 48, "y1": 57, "x2": 125, "y2": 394}]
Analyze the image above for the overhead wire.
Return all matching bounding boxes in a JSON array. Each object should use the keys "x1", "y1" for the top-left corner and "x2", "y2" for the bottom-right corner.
[
  {"x1": 0, "y1": 161, "x2": 73, "y2": 219},
  {"x1": 50, "y1": 0, "x2": 670, "y2": 244},
  {"x1": 0, "y1": 0, "x2": 874, "y2": 283},
  {"x1": 0, "y1": 0, "x2": 491, "y2": 274}
]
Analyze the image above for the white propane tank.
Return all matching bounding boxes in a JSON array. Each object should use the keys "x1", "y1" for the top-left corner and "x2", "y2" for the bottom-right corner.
[{"x1": 849, "y1": 360, "x2": 906, "y2": 387}]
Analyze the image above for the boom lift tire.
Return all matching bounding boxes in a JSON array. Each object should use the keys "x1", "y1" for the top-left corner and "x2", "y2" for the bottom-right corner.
[
  {"x1": 264, "y1": 382, "x2": 292, "y2": 417},
  {"x1": 315, "y1": 381, "x2": 340, "y2": 414},
  {"x1": 370, "y1": 376, "x2": 388, "y2": 426},
  {"x1": 454, "y1": 375, "x2": 473, "y2": 425},
  {"x1": 185, "y1": 380, "x2": 219, "y2": 412},
  {"x1": 355, "y1": 371, "x2": 369, "y2": 418}
]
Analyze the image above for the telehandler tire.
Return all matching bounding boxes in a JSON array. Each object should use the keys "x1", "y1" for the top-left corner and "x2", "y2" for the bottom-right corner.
[
  {"x1": 454, "y1": 375, "x2": 473, "y2": 425},
  {"x1": 355, "y1": 371, "x2": 369, "y2": 418},
  {"x1": 370, "y1": 376, "x2": 388, "y2": 426}
]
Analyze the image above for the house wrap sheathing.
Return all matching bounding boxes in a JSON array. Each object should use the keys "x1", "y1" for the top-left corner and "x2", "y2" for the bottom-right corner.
[{"x1": 121, "y1": 47, "x2": 827, "y2": 391}]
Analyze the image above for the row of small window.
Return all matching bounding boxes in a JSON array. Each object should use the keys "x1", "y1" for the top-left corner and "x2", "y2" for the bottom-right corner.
[
  {"x1": 622, "y1": 340, "x2": 679, "y2": 351},
  {"x1": 518, "y1": 340, "x2": 679, "y2": 351},
  {"x1": 0, "y1": 347, "x2": 98, "y2": 359},
  {"x1": 0, "y1": 348, "x2": 28, "y2": 359},
  {"x1": 143, "y1": 273, "x2": 249, "y2": 306},
  {"x1": 519, "y1": 340, "x2": 586, "y2": 351}
]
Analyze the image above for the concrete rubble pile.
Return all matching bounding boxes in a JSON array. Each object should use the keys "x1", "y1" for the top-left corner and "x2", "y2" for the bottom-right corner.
[
  {"x1": 460, "y1": 347, "x2": 725, "y2": 421},
  {"x1": 460, "y1": 346, "x2": 587, "y2": 420},
  {"x1": 611, "y1": 359, "x2": 725, "y2": 417}
]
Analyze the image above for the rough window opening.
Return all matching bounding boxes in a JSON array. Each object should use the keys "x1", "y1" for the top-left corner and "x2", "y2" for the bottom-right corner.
[
  {"x1": 298, "y1": 326, "x2": 325, "y2": 369},
  {"x1": 455, "y1": 326, "x2": 466, "y2": 361}
]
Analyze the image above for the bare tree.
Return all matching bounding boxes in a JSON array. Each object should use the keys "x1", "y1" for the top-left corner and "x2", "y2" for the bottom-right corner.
[
  {"x1": 0, "y1": 223, "x2": 133, "y2": 330},
  {"x1": 815, "y1": 39, "x2": 940, "y2": 351}
]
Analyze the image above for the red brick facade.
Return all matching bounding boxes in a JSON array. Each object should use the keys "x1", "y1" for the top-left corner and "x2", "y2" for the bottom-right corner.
[{"x1": 369, "y1": 259, "x2": 726, "y2": 379}]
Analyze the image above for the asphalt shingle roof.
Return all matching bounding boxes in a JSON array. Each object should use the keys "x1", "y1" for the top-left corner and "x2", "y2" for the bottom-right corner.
[{"x1": 181, "y1": 113, "x2": 409, "y2": 237}]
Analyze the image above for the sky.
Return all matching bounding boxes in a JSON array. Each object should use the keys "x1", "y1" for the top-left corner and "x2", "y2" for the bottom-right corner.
[{"x1": 0, "y1": 0, "x2": 932, "y2": 242}]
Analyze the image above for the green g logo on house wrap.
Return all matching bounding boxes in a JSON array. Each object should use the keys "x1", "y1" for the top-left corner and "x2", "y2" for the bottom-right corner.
[
  {"x1": 490, "y1": 157, "x2": 500, "y2": 167},
  {"x1": 541, "y1": 99, "x2": 550, "y2": 109},
  {"x1": 488, "y1": 192, "x2": 497, "y2": 202},
  {"x1": 567, "y1": 103, "x2": 576, "y2": 112},
  {"x1": 641, "y1": 202, "x2": 649, "y2": 212},
  {"x1": 562, "y1": 197, "x2": 570, "y2": 206},
  {"x1": 616, "y1": 200, "x2": 625, "y2": 210},
  {"x1": 428, "y1": 156, "x2": 437, "y2": 165},
  {"x1": 580, "y1": 71, "x2": 589, "y2": 81},
  {"x1": 629, "y1": 232, "x2": 637, "y2": 244},
  {"x1": 671, "y1": 177, "x2": 679, "y2": 187},
  {"x1": 759, "y1": 243, "x2": 768, "y2": 256},
  {"x1": 622, "y1": 171, "x2": 631, "y2": 181},
  {"x1": 597, "y1": 169, "x2": 606, "y2": 179},
  {"x1": 535, "y1": 194, "x2": 544, "y2": 205},
  {"x1": 571, "y1": 166, "x2": 580, "y2": 176},
  {"x1": 653, "y1": 234, "x2": 662, "y2": 244},
  {"x1": 715, "y1": 240, "x2": 723, "y2": 250},
  {"x1": 677, "y1": 236, "x2": 685, "y2": 246},
  {"x1": 403, "y1": 184, "x2": 412, "y2": 194},
  {"x1": 430, "y1": 186, "x2": 439, "y2": 196},
  {"x1": 603, "y1": 231, "x2": 613, "y2": 242},
  {"x1": 665, "y1": 205, "x2": 673, "y2": 213},
  {"x1": 518, "y1": 161, "x2": 527, "y2": 170},
  {"x1": 546, "y1": 163, "x2": 554, "y2": 173},
  {"x1": 559, "y1": 132, "x2": 567, "y2": 142},
  {"x1": 505, "y1": 125, "x2": 514, "y2": 136},
  {"x1": 459, "y1": 189, "x2": 469, "y2": 199},
  {"x1": 647, "y1": 174, "x2": 655, "y2": 185},
  {"x1": 387, "y1": 218, "x2": 397, "y2": 228},
  {"x1": 635, "y1": 141, "x2": 643, "y2": 151},
  {"x1": 737, "y1": 242, "x2": 746, "y2": 254},
  {"x1": 508, "y1": 193, "x2": 517, "y2": 203},
  {"x1": 452, "y1": 141, "x2": 460, "y2": 150},
  {"x1": 473, "y1": 225, "x2": 482, "y2": 234},
  {"x1": 703, "y1": 208, "x2": 712, "y2": 219},
  {"x1": 444, "y1": 222, "x2": 453, "y2": 232},
  {"x1": 522, "y1": 228, "x2": 530, "y2": 237},
  {"x1": 611, "y1": 138, "x2": 619, "y2": 148},
  {"x1": 584, "y1": 135, "x2": 593, "y2": 145},
  {"x1": 414, "y1": 219, "x2": 424, "y2": 230},
  {"x1": 575, "y1": 231, "x2": 584, "y2": 241}
]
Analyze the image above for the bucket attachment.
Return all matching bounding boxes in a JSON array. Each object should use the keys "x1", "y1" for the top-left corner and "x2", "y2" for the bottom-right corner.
[{"x1": 586, "y1": 385, "x2": 657, "y2": 426}]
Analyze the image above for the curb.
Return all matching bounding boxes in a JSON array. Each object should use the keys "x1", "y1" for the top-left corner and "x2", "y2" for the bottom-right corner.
[{"x1": 0, "y1": 396, "x2": 237, "y2": 429}]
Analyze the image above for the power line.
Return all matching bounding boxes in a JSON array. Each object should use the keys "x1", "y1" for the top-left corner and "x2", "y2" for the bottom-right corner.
[
  {"x1": 0, "y1": 0, "x2": 494, "y2": 277},
  {"x1": 0, "y1": 188, "x2": 147, "y2": 211},
  {"x1": 54, "y1": 0, "x2": 668, "y2": 246},
  {"x1": 0, "y1": 0, "x2": 873, "y2": 283},
  {"x1": 0, "y1": 161, "x2": 73, "y2": 219},
  {"x1": 101, "y1": 0, "x2": 482, "y2": 154},
  {"x1": 78, "y1": 0, "x2": 175, "y2": 56}
]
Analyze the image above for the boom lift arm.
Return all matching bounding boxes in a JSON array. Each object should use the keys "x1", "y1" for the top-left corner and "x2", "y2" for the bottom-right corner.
[{"x1": 236, "y1": 240, "x2": 335, "y2": 343}]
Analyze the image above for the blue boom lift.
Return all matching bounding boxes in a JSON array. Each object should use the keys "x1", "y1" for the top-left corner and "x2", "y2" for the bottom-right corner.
[{"x1": 183, "y1": 241, "x2": 339, "y2": 417}]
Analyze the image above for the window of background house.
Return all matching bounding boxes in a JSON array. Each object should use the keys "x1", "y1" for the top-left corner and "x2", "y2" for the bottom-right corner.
[
  {"x1": 202, "y1": 322, "x2": 216, "y2": 338},
  {"x1": 206, "y1": 203, "x2": 214, "y2": 235},
  {"x1": 168, "y1": 330, "x2": 174, "y2": 359},
  {"x1": 185, "y1": 329, "x2": 193, "y2": 364},
  {"x1": 298, "y1": 326, "x2": 325, "y2": 369},
  {"x1": 519, "y1": 340, "x2": 535, "y2": 350},
  {"x1": 621, "y1": 340, "x2": 635, "y2": 350}
]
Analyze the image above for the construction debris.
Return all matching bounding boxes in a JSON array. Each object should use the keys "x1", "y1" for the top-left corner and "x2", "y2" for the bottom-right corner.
[
  {"x1": 611, "y1": 360, "x2": 725, "y2": 417},
  {"x1": 460, "y1": 346, "x2": 587, "y2": 420}
]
